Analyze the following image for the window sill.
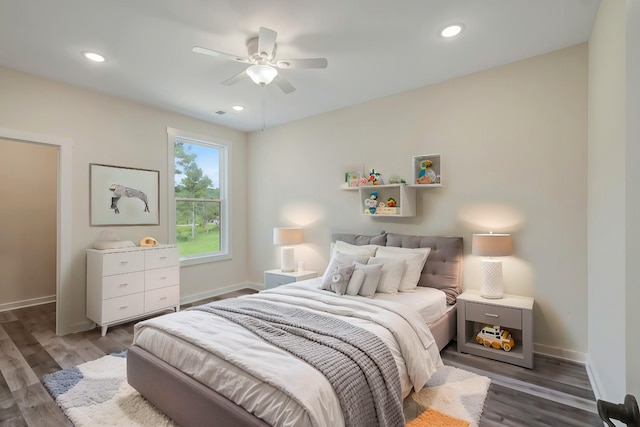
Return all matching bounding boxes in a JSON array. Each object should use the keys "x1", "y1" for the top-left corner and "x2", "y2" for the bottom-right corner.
[{"x1": 180, "y1": 252, "x2": 231, "y2": 267}]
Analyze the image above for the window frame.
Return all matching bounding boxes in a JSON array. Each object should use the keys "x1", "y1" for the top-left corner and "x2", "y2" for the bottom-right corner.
[{"x1": 167, "y1": 127, "x2": 231, "y2": 266}]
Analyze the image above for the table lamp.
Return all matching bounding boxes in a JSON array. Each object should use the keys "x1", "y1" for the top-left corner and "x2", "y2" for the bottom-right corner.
[
  {"x1": 472, "y1": 233, "x2": 513, "y2": 299},
  {"x1": 273, "y1": 227, "x2": 303, "y2": 272}
]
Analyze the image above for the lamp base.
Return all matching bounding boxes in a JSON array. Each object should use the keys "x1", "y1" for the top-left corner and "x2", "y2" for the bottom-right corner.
[
  {"x1": 480, "y1": 259, "x2": 504, "y2": 299},
  {"x1": 280, "y1": 246, "x2": 295, "y2": 272}
]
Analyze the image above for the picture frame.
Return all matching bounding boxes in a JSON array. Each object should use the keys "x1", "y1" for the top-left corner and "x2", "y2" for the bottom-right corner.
[{"x1": 90, "y1": 163, "x2": 160, "y2": 226}]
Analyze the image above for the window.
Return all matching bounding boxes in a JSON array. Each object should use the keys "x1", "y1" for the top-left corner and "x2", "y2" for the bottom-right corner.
[{"x1": 167, "y1": 128, "x2": 230, "y2": 265}]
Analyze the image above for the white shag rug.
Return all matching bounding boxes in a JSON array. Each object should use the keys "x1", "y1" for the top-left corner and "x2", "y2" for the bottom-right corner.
[{"x1": 43, "y1": 352, "x2": 490, "y2": 427}]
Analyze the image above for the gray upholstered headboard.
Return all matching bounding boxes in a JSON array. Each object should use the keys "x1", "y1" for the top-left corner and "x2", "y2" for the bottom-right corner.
[{"x1": 331, "y1": 232, "x2": 463, "y2": 304}]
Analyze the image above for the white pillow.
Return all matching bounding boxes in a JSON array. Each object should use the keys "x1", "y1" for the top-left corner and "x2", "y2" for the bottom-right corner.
[
  {"x1": 367, "y1": 257, "x2": 405, "y2": 294},
  {"x1": 354, "y1": 262, "x2": 383, "y2": 297},
  {"x1": 322, "y1": 251, "x2": 370, "y2": 282},
  {"x1": 346, "y1": 269, "x2": 365, "y2": 296},
  {"x1": 332, "y1": 241, "x2": 379, "y2": 258},
  {"x1": 375, "y1": 246, "x2": 431, "y2": 292}
]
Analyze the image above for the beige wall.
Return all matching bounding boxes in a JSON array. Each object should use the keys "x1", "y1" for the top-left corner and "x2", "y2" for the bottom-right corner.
[
  {"x1": 626, "y1": 0, "x2": 640, "y2": 402},
  {"x1": 248, "y1": 44, "x2": 589, "y2": 356},
  {"x1": 0, "y1": 138, "x2": 57, "y2": 306},
  {"x1": 0, "y1": 66, "x2": 248, "y2": 334},
  {"x1": 587, "y1": 0, "x2": 627, "y2": 401}
]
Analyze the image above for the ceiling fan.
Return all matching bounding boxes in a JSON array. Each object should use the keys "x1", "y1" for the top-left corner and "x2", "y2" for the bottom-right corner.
[{"x1": 192, "y1": 27, "x2": 328, "y2": 94}]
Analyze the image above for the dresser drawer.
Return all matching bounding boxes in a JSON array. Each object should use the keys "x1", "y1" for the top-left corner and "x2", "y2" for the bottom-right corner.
[
  {"x1": 102, "y1": 251, "x2": 145, "y2": 276},
  {"x1": 102, "y1": 293, "x2": 144, "y2": 323},
  {"x1": 466, "y1": 301, "x2": 522, "y2": 329},
  {"x1": 145, "y1": 266, "x2": 179, "y2": 291},
  {"x1": 145, "y1": 247, "x2": 179, "y2": 270},
  {"x1": 145, "y1": 286, "x2": 180, "y2": 313},
  {"x1": 102, "y1": 272, "x2": 145, "y2": 299}
]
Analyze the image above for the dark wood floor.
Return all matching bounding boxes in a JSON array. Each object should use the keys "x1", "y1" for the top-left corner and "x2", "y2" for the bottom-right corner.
[{"x1": 0, "y1": 289, "x2": 602, "y2": 426}]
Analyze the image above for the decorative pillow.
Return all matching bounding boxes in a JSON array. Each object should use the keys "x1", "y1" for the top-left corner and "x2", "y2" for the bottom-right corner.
[
  {"x1": 322, "y1": 251, "x2": 370, "y2": 282},
  {"x1": 346, "y1": 269, "x2": 365, "y2": 296},
  {"x1": 375, "y1": 246, "x2": 431, "y2": 292},
  {"x1": 321, "y1": 263, "x2": 355, "y2": 295},
  {"x1": 354, "y1": 262, "x2": 383, "y2": 297},
  {"x1": 332, "y1": 240, "x2": 379, "y2": 258},
  {"x1": 367, "y1": 257, "x2": 405, "y2": 294}
]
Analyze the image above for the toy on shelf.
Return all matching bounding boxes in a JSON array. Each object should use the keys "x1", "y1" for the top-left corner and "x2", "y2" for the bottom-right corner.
[
  {"x1": 386, "y1": 197, "x2": 396, "y2": 207},
  {"x1": 388, "y1": 176, "x2": 406, "y2": 184},
  {"x1": 416, "y1": 160, "x2": 437, "y2": 184},
  {"x1": 364, "y1": 191, "x2": 378, "y2": 214},
  {"x1": 476, "y1": 325, "x2": 514, "y2": 351},
  {"x1": 367, "y1": 168, "x2": 383, "y2": 185}
]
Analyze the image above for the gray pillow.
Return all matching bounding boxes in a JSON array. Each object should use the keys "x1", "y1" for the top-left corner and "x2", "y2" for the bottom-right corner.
[
  {"x1": 321, "y1": 263, "x2": 355, "y2": 295},
  {"x1": 355, "y1": 262, "x2": 383, "y2": 297}
]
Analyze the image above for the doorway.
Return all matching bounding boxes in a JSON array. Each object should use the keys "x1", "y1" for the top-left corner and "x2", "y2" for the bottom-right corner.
[
  {"x1": 0, "y1": 139, "x2": 57, "y2": 309},
  {"x1": 0, "y1": 128, "x2": 72, "y2": 335}
]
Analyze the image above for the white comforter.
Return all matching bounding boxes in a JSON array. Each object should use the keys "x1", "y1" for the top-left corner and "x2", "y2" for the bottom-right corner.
[{"x1": 133, "y1": 279, "x2": 443, "y2": 427}]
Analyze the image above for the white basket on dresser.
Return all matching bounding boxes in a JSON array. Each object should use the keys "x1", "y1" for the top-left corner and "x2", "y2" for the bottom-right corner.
[{"x1": 86, "y1": 244, "x2": 180, "y2": 336}]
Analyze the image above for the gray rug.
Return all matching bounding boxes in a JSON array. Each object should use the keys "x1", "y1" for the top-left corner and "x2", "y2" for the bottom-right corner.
[{"x1": 43, "y1": 353, "x2": 489, "y2": 426}]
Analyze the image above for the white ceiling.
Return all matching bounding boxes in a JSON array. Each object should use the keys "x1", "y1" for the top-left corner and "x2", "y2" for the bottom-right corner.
[{"x1": 0, "y1": 0, "x2": 600, "y2": 132}]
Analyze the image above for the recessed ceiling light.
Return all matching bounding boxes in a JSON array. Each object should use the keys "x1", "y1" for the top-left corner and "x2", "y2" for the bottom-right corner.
[
  {"x1": 440, "y1": 25, "x2": 463, "y2": 38},
  {"x1": 232, "y1": 105, "x2": 244, "y2": 112},
  {"x1": 82, "y1": 51, "x2": 105, "y2": 63}
]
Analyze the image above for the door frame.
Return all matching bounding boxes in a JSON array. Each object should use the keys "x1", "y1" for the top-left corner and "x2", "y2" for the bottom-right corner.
[{"x1": 0, "y1": 127, "x2": 72, "y2": 335}]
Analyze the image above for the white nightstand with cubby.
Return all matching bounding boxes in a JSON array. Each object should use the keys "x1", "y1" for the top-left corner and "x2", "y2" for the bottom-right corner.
[
  {"x1": 457, "y1": 289, "x2": 534, "y2": 368},
  {"x1": 264, "y1": 269, "x2": 317, "y2": 289}
]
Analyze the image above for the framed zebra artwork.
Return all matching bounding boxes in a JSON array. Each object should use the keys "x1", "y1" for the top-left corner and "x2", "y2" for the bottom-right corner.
[{"x1": 90, "y1": 163, "x2": 160, "y2": 226}]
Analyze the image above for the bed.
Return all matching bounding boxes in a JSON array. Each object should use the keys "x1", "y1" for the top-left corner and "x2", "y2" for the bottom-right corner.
[{"x1": 127, "y1": 233, "x2": 463, "y2": 427}]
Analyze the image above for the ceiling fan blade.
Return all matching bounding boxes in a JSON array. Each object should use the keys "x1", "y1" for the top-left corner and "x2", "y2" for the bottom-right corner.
[
  {"x1": 258, "y1": 27, "x2": 277, "y2": 57},
  {"x1": 221, "y1": 69, "x2": 248, "y2": 86},
  {"x1": 192, "y1": 46, "x2": 250, "y2": 64},
  {"x1": 276, "y1": 58, "x2": 328, "y2": 69},
  {"x1": 273, "y1": 74, "x2": 296, "y2": 94}
]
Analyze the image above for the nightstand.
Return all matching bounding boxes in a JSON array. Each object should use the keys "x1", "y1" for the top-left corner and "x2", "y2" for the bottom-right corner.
[
  {"x1": 263, "y1": 269, "x2": 317, "y2": 289},
  {"x1": 457, "y1": 289, "x2": 534, "y2": 368}
]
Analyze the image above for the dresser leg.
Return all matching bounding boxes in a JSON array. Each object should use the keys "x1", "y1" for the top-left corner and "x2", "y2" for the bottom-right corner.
[
  {"x1": 101, "y1": 325, "x2": 108, "y2": 336},
  {"x1": 175, "y1": 305, "x2": 180, "y2": 313}
]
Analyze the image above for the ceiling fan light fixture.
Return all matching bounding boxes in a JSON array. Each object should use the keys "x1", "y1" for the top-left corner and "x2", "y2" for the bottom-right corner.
[{"x1": 246, "y1": 64, "x2": 278, "y2": 85}]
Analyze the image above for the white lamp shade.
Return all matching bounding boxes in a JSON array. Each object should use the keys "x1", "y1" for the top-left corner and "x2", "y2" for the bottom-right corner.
[
  {"x1": 273, "y1": 228, "x2": 303, "y2": 246},
  {"x1": 472, "y1": 234, "x2": 513, "y2": 257},
  {"x1": 246, "y1": 64, "x2": 278, "y2": 85}
]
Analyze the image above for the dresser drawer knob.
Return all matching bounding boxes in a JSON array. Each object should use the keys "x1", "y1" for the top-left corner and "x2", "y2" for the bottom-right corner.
[
  {"x1": 119, "y1": 283, "x2": 128, "y2": 287},
  {"x1": 160, "y1": 256, "x2": 167, "y2": 260},
  {"x1": 160, "y1": 276, "x2": 167, "y2": 280},
  {"x1": 119, "y1": 261, "x2": 128, "y2": 265},
  {"x1": 485, "y1": 313, "x2": 499, "y2": 318},
  {"x1": 119, "y1": 305, "x2": 128, "y2": 310},
  {"x1": 160, "y1": 296, "x2": 167, "y2": 300}
]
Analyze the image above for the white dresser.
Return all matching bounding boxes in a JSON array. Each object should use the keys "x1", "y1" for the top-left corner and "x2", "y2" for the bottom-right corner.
[{"x1": 86, "y1": 244, "x2": 180, "y2": 336}]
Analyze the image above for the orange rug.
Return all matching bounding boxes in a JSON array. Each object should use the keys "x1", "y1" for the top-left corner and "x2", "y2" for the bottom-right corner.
[{"x1": 406, "y1": 408, "x2": 470, "y2": 427}]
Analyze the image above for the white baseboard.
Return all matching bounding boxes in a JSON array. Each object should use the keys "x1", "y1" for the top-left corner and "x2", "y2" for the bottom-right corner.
[
  {"x1": 0, "y1": 295, "x2": 56, "y2": 313},
  {"x1": 180, "y1": 282, "x2": 264, "y2": 306},
  {"x1": 534, "y1": 343, "x2": 589, "y2": 364},
  {"x1": 585, "y1": 355, "x2": 604, "y2": 401}
]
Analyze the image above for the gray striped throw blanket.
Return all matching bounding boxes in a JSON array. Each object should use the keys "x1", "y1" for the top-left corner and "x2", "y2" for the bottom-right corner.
[{"x1": 191, "y1": 298, "x2": 404, "y2": 427}]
